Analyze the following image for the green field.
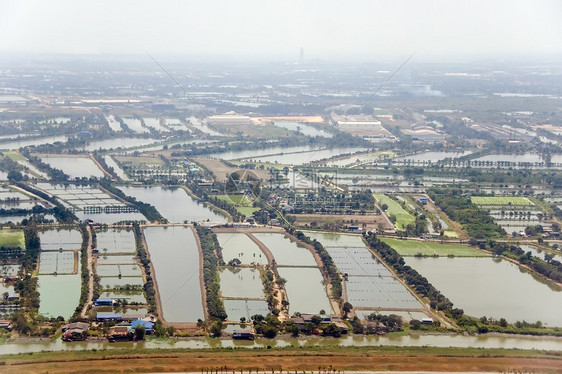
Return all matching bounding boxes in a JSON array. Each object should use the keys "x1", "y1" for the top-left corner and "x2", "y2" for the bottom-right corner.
[
  {"x1": 216, "y1": 194, "x2": 259, "y2": 217},
  {"x1": 471, "y1": 196, "x2": 534, "y2": 206},
  {"x1": 216, "y1": 194, "x2": 253, "y2": 206},
  {"x1": 374, "y1": 194, "x2": 415, "y2": 230},
  {"x1": 236, "y1": 206, "x2": 260, "y2": 217},
  {"x1": 0, "y1": 229, "x2": 25, "y2": 248},
  {"x1": 381, "y1": 238, "x2": 489, "y2": 257}
]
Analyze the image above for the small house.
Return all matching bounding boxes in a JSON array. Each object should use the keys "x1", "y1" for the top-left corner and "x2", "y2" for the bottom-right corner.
[
  {"x1": 94, "y1": 298, "x2": 115, "y2": 306},
  {"x1": 418, "y1": 197, "x2": 428, "y2": 205},
  {"x1": 0, "y1": 320, "x2": 12, "y2": 331},
  {"x1": 108, "y1": 326, "x2": 133, "y2": 342},
  {"x1": 232, "y1": 330, "x2": 255, "y2": 340},
  {"x1": 62, "y1": 322, "x2": 90, "y2": 342},
  {"x1": 131, "y1": 320, "x2": 154, "y2": 334}
]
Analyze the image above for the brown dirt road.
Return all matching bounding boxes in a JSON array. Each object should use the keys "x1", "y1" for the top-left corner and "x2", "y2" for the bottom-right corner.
[{"x1": 1, "y1": 348, "x2": 560, "y2": 374}]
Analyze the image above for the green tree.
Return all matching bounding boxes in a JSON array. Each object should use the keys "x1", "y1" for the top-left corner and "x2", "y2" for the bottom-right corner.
[
  {"x1": 134, "y1": 325, "x2": 146, "y2": 340},
  {"x1": 209, "y1": 320, "x2": 223, "y2": 337}
]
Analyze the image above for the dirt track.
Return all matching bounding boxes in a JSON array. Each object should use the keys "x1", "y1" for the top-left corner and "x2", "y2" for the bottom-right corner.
[{"x1": 2, "y1": 348, "x2": 561, "y2": 373}]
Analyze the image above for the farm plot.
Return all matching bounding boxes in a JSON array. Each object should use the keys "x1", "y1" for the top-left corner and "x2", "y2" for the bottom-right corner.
[
  {"x1": 99, "y1": 276, "x2": 144, "y2": 289},
  {"x1": 0, "y1": 229, "x2": 25, "y2": 248},
  {"x1": 96, "y1": 264, "x2": 142, "y2": 277},
  {"x1": 96, "y1": 255, "x2": 137, "y2": 265},
  {"x1": 39, "y1": 251, "x2": 76, "y2": 274},
  {"x1": 374, "y1": 194, "x2": 415, "y2": 230},
  {"x1": 38, "y1": 270, "x2": 81, "y2": 319},
  {"x1": 216, "y1": 233, "x2": 267, "y2": 265},
  {"x1": 38, "y1": 155, "x2": 105, "y2": 179},
  {"x1": 39, "y1": 228, "x2": 82, "y2": 250},
  {"x1": 278, "y1": 267, "x2": 333, "y2": 315},
  {"x1": 35, "y1": 183, "x2": 130, "y2": 210},
  {"x1": 122, "y1": 117, "x2": 149, "y2": 134},
  {"x1": 346, "y1": 276, "x2": 421, "y2": 309},
  {"x1": 223, "y1": 299, "x2": 269, "y2": 321},
  {"x1": 100, "y1": 291, "x2": 146, "y2": 304},
  {"x1": 471, "y1": 196, "x2": 534, "y2": 206},
  {"x1": 324, "y1": 246, "x2": 392, "y2": 277},
  {"x1": 95, "y1": 229, "x2": 136, "y2": 255},
  {"x1": 219, "y1": 267, "x2": 265, "y2": 299},
  {"x1": 380, "y1": 238, "x2": 488, "y2": 257},
  {"x1": 0, "y1": 264, "x2": 20, "y2": 277},
  {"x1": 355, "y1": 309, "x2": 429, "y2": 322},
  {"x1": 304, "y1": 231, "x2": 365, "y2": 248},
  {"x1": 252, "y1": 233, "x2": 317, "y2": 267}
]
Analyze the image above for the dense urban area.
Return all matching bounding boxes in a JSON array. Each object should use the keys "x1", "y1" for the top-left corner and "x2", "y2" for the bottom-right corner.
[{"x1": 0, "y1": 55, "x2": 561, "y2": 372}]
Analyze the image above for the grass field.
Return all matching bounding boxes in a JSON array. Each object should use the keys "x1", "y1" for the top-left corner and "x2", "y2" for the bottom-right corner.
[
  {"x1": 216, "y1": 195, "x2": 258, "y2": 217},
  {"x1": 4, "y1": 151, "x2": 26, "y2": 161},
  {"x1": 471, "y1": 196, "x2": 534, "y2": 206},
  {"x1": 374, "y1": 193, "x2": 415, "y2": 230},
  {"x1": 236, "y1": 206, "x2": 259, "y2": 217},
  {"x1": 0, "y1": 345, "x2": 559, "y2": 374},
  {"x1": 381, "y1": 238, "x2": 488, "y2": 257},
  {"x1": 0, "y1": 229, "x2": 25, "y2": 248},
  {"x1": 216, "y1": 194, "x2": 253, "y2": 206}
]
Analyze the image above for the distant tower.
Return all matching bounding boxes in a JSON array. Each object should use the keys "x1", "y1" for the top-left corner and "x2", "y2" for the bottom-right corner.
[{"x1": 299, "y1": 47, "x2": 304, "y2": 63}]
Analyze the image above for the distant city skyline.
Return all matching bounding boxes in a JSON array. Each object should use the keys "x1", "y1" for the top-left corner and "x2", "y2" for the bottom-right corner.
[{"x1": 1, "y1": 0, "x2": 561, "y2": 62}]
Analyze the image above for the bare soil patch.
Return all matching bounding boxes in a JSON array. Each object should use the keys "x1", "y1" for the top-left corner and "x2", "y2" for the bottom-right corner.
[
  {"x1": 2, "y1": 347, "x2": 560, "y2": 373},
  {"x1": 289, "y1": 213, "x2": 392, "y2": 232}
]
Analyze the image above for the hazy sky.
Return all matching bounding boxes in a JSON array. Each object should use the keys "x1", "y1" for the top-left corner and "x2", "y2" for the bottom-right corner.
[{"x1": 1, "y1": 0, "x2": 561, "y2": 61}]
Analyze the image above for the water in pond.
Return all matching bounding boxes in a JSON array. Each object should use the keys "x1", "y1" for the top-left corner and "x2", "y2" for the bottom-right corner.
[
  {"x1": 143, "y1": 117, "x2": 169, "y2": 132},
  {"x1": 96, "y1": 264, "x2": 142, "y2": 277},
  {"x1": 0, "y1": 135, "x2": 69, "y2": 150},
  {"x1": 223, "y1": 299, "x2": 269, "y2": 321},
  {"x1": 216, "y1": 233, "x2": 267, "y2": 265},
  {"x1": 209, "y1": 145, "x2": 315, "y2": 161},
  {"x1": 81, "y1": 137, "x2": 158, "y2": 151},
  {"x1": 248, "y1": 147, "x2": 367, "y2": 165},
  {"x1": 97, "y1": 255, "x2": 137, "y2": 265},
  {"x1": 187, "y1": 116, "x2": 226, "y2": 136},
  {"x1": 304, "y1": 231, "x2": 365, "y2": 248},
  {"x1": 75, "y1": 211, "x2": 148, "y2": 224},
  {"x1": 252, "y1": 233, "x2": 316, "y2": 267},
  {"x1": 39, "y1": 228, "x2": 82, "y2": 250},
  {"x1": 278, "y1": 267, "x2": 333, "y2": 315},
  {"x1": 122, "y1": 118, "x2": 149, "y2": 134},
  {"x1": 272, "y1": 121, "x2": 332, "y2": 138},
  {"x1": 219, "y1": 267, "x2": 265, "y2": 299},
  {"x1": 407, "y1": 257, "x2": 562, "y2": 326},
  {"x1": 2, "y1": 332, "x2": 562, "y2": 353},
  {"x1": 96, "y1": 229, "x2": 136, "y2": 254},
  {"x1": 119, "y1": 185, "x2": 227, "y2": 223},
  {"x1": 100, "y1": 291, "x2": 146, "y2": 304},
  {"x1": 38, "y1": 263, "x2": 81, "y2": 319},
  {"x1": 475, "y1": 154, "x2": 542, "y2": 164},
  {"x1": 105, "y1": 115, "x2": 123, "y2": 132},
  {"x1": 99, "y1": 276, "x2": 144, "y2": 289},
  {"x1": 519, "y1": 244, "x2": 562, "y2": 261},
  {"x1": 394, "y1": 151, "x2": 471, "y2": 162},
  {"x1": 40, "y1": 156, "x2": 105, "y2": 179},
  {"x1": 104, "y1": 155, "x2": 129, "y2": 181},
  {"x1": 143, "y1": 226, "x2": 204, "y2": 322}
]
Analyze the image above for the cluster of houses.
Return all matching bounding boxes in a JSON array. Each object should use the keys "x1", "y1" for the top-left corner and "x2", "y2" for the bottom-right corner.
[
  {"x1": 288, "y1": 314, "x2": 349, "y2": 334},
  {"x1": 61, "y1": 298, "x2": 155, "y2": 342}
]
